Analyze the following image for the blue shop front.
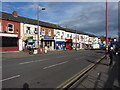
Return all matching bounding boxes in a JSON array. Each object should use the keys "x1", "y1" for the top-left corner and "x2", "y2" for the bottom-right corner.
[{"x1": 56, "y1": 41, "x2": 65, "y2": 50}]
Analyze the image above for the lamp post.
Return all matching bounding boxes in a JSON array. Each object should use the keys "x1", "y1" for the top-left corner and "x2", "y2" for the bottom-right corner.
[
  {"x1": 37, "y1": 6, "x2": 46, "y2": 54},
  {"x1": 106, "y1": 0, "x2": 109, "y2": 60}
]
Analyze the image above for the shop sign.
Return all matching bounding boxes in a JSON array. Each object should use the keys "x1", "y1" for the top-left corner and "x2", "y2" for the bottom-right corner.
[
  {"x1": 28, "y1": 36, "x2": 33, "y2": 43},
  {"x1": 44, "y1": 36, "x2": 54, "y2": 40}
]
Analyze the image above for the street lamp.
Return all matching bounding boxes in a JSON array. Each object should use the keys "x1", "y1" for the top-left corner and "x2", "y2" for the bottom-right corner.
[{"x1": 37, "y1": 6, "x2": 46, "y2": 54}]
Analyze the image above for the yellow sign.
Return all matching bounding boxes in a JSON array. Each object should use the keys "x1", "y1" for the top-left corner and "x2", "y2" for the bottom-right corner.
[{"x1": 22, "y1": 37, "x2": 27, "y2": 41}]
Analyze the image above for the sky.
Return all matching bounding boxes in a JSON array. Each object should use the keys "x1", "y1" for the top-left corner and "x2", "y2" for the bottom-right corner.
[{"x1": 1, "y1": 1, "x2": 119, "y2": 38}]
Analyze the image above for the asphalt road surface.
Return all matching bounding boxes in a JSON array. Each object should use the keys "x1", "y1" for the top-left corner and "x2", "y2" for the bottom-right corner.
[{"x1": 2, "y1": 50, "x2": 105, "y2": 88}]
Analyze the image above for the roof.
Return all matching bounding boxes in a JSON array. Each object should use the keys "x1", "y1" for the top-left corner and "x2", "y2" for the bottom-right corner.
[
  {"x1": 0, "y1": 11, "x2": 97, "y2": 37},
  {"x1": 0, "y1": 11, "x2": 59, "y2": 29}
]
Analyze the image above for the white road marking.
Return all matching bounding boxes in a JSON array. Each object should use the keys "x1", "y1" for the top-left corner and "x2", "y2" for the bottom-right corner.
[
  {"x1": 0, "y1": 75, "x2": 20, "y2": 82},
  {"x1": 43, "y1": 61, "x2": 68, "y2": 69},
  {"x1": 19, "y1": 59, "x2": 48, "y2": 65}
]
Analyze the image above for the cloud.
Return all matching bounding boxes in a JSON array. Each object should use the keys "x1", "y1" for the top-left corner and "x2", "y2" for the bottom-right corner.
[
  {"x1": 56, "y1": 2, "x2": 118, "y2": 37},
  {"x1": 1, "y1": 2, "x2": 118, "y2": 38}
]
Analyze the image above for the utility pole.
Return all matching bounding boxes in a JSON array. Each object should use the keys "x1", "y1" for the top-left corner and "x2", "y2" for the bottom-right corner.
[
  {"x1": 106, "y1": 0, "x2": 109, "y2": 60},
  {"x1": 37, "y1": 6, "x2": 46, "y2": 54}
]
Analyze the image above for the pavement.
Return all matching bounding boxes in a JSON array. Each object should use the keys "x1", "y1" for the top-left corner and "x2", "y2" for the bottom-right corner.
[{"x1": 70, "y1": 54, "x2": 120, "y2": 89}]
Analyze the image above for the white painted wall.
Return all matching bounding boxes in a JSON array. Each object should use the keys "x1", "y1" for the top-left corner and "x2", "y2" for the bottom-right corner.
[
  {"x1": 55, "y1": 29, "x2": 66, "y2": 42},
  {"x1": 84, "y1": 35, "x2": 89, "y2": 44},
  {"x1": 20, "y1": 23, "x2": 40, "y2": 51}
]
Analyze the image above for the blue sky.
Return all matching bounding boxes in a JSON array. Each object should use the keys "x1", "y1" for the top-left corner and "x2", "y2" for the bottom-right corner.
[{"x1": 1, "y1": 2, "x2": 118, "y2": 38}]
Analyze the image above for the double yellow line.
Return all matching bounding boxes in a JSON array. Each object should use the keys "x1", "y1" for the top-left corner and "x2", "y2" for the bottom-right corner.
[{"x1": 54, "y1": 55, "x2": 105, "y2": 90}]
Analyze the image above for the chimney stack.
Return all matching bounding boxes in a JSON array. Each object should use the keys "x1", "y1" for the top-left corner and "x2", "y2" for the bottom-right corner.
[{"x1": 12, "y1": 11, "x2": 18, "y2": 17}]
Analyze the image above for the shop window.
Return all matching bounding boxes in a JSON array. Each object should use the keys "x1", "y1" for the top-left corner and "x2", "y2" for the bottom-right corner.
[
  {"x1": 42, "y1": 29, "x2": 45, "y2": 35},
  {"x1": 48, "y1": 30, "x2": 51, "y2": 36},
  {"x1": 2, "y1": 37, "x2": 17, "y2": 47},
  {"x1": 8, "y1": 23, "x2": 14, "y2": 32},
  {"x1": 26, "y1": 27, "x2": 31, "y2": 34}
]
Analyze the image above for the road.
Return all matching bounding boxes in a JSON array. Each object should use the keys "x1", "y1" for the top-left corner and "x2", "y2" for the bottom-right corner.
[{"x1": 2, "y1": 50, "x2": 105, "y2": 88}]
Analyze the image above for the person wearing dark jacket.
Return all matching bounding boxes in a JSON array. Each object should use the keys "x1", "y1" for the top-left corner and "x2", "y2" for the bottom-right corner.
[{"x1": 108, "y1": 46, "x2": 114, "y2": 66}]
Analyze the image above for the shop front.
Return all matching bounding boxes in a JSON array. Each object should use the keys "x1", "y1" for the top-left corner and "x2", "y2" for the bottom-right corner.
[
  {"x1": 22, "y1": 35, "x2": 38, "y2": 50},
  {"x1": 56, "y1": 41, "x2": 65, "y2": 50},
  {"x1": 41, "y1": 36, "x2": 55, "y2": 51},
  {"x1": 65, "y1": 39, "x2": 72, "y2": 50},
  {"x1": 0, "y1": 33, "x2": 19, "y2": 51}
]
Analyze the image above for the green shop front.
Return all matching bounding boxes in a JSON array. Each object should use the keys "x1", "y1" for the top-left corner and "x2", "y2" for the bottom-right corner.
[{"x1": 24, "y1": 36, "x2": 38, "y2": 50}]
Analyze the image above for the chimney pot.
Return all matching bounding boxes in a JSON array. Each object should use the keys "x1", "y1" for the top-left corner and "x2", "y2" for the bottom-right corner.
[{"x1": 12, "y1": 11, "x2": 18, "y2": 17}]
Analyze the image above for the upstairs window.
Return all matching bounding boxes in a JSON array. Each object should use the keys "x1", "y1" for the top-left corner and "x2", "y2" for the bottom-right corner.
[
  {"x1": 62, "y1": 32, "x2": 64, "y2": 35},
  {"x1": 8, "y1": 24, "x2": 14, "y2": 32},
  {"x1": 67, "y1": 34, "x2": 69, "y2": 38},
  {"x1": 34, "y1": 28, "x2": 38, "y2": 34},
  {"x1": 26, "y1": 27, "x2": 31, "y2": 34},
  {"x1": 70, "y1": 34, "x2": 72, "y2": 39},
  {"x1": 48, "y1": 30, "x2": 51, "y2": 36},
  {"x1": 0, "y1": 22, "x2": 1, "y2": 32},
  {"x1": 42, "y1": 29, "x2": 45, "y2": 35},
  {"x1": 56, "y1": 31, "x2": 60, "y2": 36}
]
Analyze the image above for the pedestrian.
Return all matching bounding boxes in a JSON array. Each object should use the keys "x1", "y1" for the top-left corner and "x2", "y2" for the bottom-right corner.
[
  {"x1": 44, "y1": 46, "x2": 48, "y2": 54},
  {"x1": 115, "y1": 44, "x2": 119, "y2": 55},
  {"x1": 108, "y1": 46, "x2": 114, "y2": 66}
]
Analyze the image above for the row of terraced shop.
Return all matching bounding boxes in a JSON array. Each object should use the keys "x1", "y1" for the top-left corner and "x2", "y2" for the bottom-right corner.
[{"x1": 0, "y1": 11, "x2": 101, "y2": 52}]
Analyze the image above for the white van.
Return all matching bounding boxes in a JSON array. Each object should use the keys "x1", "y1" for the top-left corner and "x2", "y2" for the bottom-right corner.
[{"x1": 91, "y1": 44, "x2": 100, "y2": 49}]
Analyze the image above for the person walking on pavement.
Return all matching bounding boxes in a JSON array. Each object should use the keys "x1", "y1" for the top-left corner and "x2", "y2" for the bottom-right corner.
[{"x1": 108, "y1": 46, "x2": 114, "y2": 66}]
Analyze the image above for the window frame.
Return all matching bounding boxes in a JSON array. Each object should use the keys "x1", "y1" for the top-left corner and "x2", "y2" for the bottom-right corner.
[
  {"x1": 42, "y1": 29, "x2": 45, "y2": 35},
  {"x1": 26, "y1": 26, "x2": 31, "y2": 34},
  {"x1": 34, "y1": 27, "x2": 38, "y2": 34},
  {"x1": 7, "y1": 23, "x2": 14, "y2": 33},
  {"x1": 48, "y1": 30, "x2": 51, "y2": 36}
]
